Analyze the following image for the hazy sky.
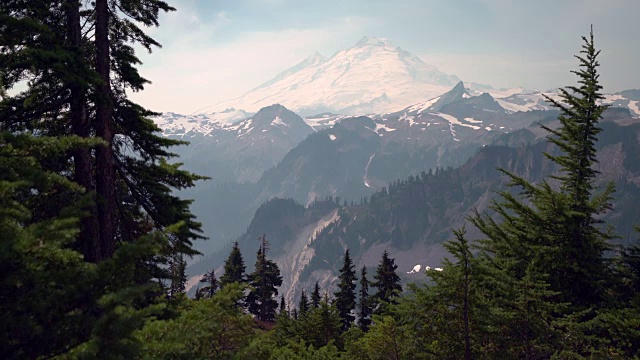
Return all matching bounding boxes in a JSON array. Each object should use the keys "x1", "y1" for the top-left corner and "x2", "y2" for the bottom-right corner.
[{"x1": 131, "y1": 0, "x2": 640, "y2": 114}]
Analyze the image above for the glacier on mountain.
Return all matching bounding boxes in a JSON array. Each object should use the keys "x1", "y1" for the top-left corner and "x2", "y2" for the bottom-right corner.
[{"x1": 206, "y1": 36, "x2": 461, "y2": 115}]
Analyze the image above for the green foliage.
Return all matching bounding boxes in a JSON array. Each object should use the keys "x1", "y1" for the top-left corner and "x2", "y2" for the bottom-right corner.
[
  {"x1": 136, "y1": 283, "x2": 254, "y2": 359},
  {"x1": 298, "y1": 289, "x2": 310, "y2": 315},
  {"x1": 357, "y1": 266, "x2": 372, "y2": 332},
  {"x1": 246, "y1": 236, "x2": 283, "y2": 323},
  {"x1": 0, "y1": 133, "x2": 168, "y2": 358},
  {"x1": 272, "y1": 293, "x2": 342, "y2": 351},
  {"x1": 345, "y1": 316, "x2": 412, "y2": 360},
  {"x1": 534, "y1": 27, "x2": 615, "y2": 308},
  {"x1": 0, "y1": 133, "x2": 95, "y2": 357},
  {"x1": 0, "y1": 0, "x2": 205, "y2": 357},
  {"x1": 303, "y1": 295, "x2": 343, "y2": 349},
  {"x1": 372, "y1": 251, "x2": 402, "y2": 311},
  {"x1": 335, "y1": 249, "x2": 358, "y2": 331},
  {"x1": 221, "y1": 241, "x2": 247, "y2": 287},
  {"x1": 269, "y1": 340, "x2": 342, "y2": 360},
  {"x1": 70, "y1": 233, "x2": 168, "y2": 359},
  {"x1": 311, "y1": 281, "x2": 321, "y2": 308},
  {"x1": 465, "y1": 28, "x2": 632, "y2": 358}
]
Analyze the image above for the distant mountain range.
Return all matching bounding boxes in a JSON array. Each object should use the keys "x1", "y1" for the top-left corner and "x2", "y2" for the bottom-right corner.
[
  {"x1": 153, "y1": 36, "x2": 640, "y2": 298},
  {"x1": 188, "y1": 111, "x2": 640, "y2": 304},
  {"x1": 158, "y1": 36, "x2": 640, "y2": 126}
]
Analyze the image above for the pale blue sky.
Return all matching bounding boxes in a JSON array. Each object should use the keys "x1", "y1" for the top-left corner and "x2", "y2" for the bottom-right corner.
[{"x1": 132, "y1": 0, "x2": 640, "y2": 113}]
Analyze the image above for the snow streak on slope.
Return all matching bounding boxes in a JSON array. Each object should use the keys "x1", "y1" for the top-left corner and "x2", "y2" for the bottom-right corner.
[
  {"x1": 406, "y1": 96, "x2": 440, "y2": 114},
  {"x1": 364, "y1": 153, "x2": 376, "y2": 188},
  {"x1": 629, "y1": 101, "x2": 640, "y2": 117},
  {"x1": 303, "y1": 114, "x2": 347, "y2": 130},
  {"x1": 433, "y1": 112, "x2": 480, "y2": 141},
  {"x1": 207, "y1": 37, "x2": 460, "y2": 115}
]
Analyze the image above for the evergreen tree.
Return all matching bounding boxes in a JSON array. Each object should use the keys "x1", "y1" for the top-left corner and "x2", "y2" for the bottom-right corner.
[
  {"x1": 0, "y1": 0, "x2": 203, "y2": 357},
  {"x1": 0, "y1": 0, "x2": 205, "y2": 260},
  {"x1": 357, "y1": 266, "x2": 372, "y2": 332},
  {"x1": 0, "y1": 133, "x2": 93, "y2": 357},
  {"x1": 279, "y1": 295, "x2": 287, "y2": 315},
  {"x1": 311, "y1": 281, "x2": 321, "y2": 308},
  {"x1": 220, "y1": 241, "x2": 247, "y2": 287},
  {"x1": 305, "y1": 294, "x2": 342, "y2": 348},
  {"x1": 469, "y1": 28, "x2": 618, "y2": 357},
  {"x1": 0, "y1": 133, "x2": 165, "y2": 358},
  {"x1": 246, "y1": 234, "x2": 283, "y2": 323},
  {"x1": 334, "y1": 249, "x2": 358, "y2": 331},
  {"x1": 298, "y1": 289, "x2": 310, "y2": 316},
  {"x1": 372, "y1": 250, "x2": 402, "y2": 309},
  {"x1": 199, "y1": 268, "x2": 219, "y2": 299},
  {"x1": 537, "y1": 27, "x2": 614, "y2": 307}
]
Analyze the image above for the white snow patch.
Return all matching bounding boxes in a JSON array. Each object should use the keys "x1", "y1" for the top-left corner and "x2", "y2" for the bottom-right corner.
[
  {"x1": 329, "y1": 134, "x2": 337, "y2": 141},
  {"x1": 271, "y1": 116, "x2": 289, "y2": 127},
  {"x1": 407, "y1": 96, "x2": 440, "y2": 114},
  {"x1": 464, "y1": 117, "x2": 483, "y2": 124},
  {"x1": 407, "y1": 264, "x2": 421, "y2": 274},
  {"x1": 485, "y1": 126, "x2": 492, "y2": 131},
  {"x1": 628, "y1": 100, "x2": 640, "y2": 117},
  {"x1": 400, "y1": 112, "x2": 417, "y2": 126},
  {"x1": 433, "y1": 112, "x2": 480, "y2": 130},
  {"x1": 432, "y1": 112, "x2": 480, "y2": 141},
  {"x1": 602, "y1": 94, "x2": 625, "y2": 103},
  {"x1": 375, "y1": 123, "x2": 396, "y2": 133}
]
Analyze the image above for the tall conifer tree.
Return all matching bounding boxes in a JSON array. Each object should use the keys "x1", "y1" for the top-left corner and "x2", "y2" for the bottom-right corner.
[
  {"x1": 220, "y1": 241, "x2": 247, "y2": 287},
  {"x1": 357, "y1": 265, "x2": 372, "y2": 331},
  {"x1": 469, "y1": 27, "x2": 617, "y2": 357},
  {"x1": 0, "y1": 0, "x2": 204, "y2": 356},
  {"x1": 372, "y1": 250, "x2": 402, "y2": 309},
  {"x1": 311, "y1": 281, "x2": 321, "y2": 308},
  {"x1": 334, "y1": 249, "x2": 357, "y2": 331},
  {"x1": 246, "y1": 235, "x2": 283, "y2": 323},
  {"x1": 298, "y1": 289, "x2": 310, "y2": 316}
]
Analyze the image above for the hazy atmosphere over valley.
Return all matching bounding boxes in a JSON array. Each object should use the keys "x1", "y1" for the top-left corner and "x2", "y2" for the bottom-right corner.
[{"x1": 2, "y1": 0, "x2": 640, "y2": 358}]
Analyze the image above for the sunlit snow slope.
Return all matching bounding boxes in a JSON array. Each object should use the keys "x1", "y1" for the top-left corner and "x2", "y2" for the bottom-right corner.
[{"x1": 201, "y1": 36, "x2": 461, "y2": 115}]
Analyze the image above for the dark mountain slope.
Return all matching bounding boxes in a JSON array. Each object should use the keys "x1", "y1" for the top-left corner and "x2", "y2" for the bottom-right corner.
[{"x1": 191, "y1": 117, "x2": 640, "y2": 302}]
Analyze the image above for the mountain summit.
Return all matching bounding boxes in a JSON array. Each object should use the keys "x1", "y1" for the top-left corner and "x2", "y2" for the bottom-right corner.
[{"x1": 206, "y1": 37, "x2": 461, "y2": 116}]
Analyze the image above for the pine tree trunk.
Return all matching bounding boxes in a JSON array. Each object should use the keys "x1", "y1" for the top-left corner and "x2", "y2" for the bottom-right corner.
[
  {"x1": 95, "y1": 0, "x2": 115, "y2": 261},
  {"x1": 66, "y1": 0, "x2": 100, "y2": 262}
]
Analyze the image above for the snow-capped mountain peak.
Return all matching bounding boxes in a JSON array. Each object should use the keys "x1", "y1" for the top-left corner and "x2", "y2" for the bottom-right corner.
[
  {"x1": 355, "y1": 36, "x2": 395, "y2": 48},
  {"x1": 205, "y1": 36, "x2": 461, "y2": 116}
]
